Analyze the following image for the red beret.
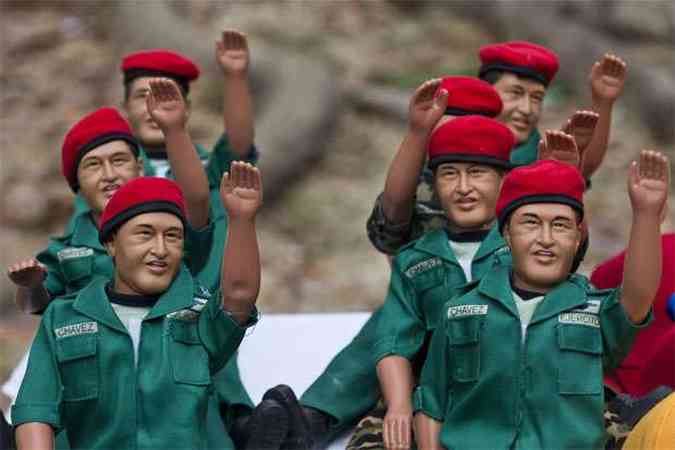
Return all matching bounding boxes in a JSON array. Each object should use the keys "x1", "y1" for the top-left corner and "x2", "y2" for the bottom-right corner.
[
  {"x1": 62, "y1": 107, "x2": 139, "y2": 192},
  {"x1": 496, "y1": 159, "x2": 584, "y2": 230},
  {"x1": 99, "y1": 177, "x2": 187, "y2": 243},
  {"x1": 479, "y1": 41, "x2": 559, "y2": 86},
  {"x1": 437, "y1": 76, "x2": 503, "y2": 118},
  {"x1": 121, "y1": 49, "x2": 200, "y2": 92},
  {"x1": 592, "y1": 233, "x2": 675, "y2": 396},
  {"x1": 428, "y1": 115, "x2": 515, "y2": 170}
]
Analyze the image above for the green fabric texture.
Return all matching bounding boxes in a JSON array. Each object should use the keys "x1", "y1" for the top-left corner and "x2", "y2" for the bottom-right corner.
[
  {"x1": 13, "y1": 267, "x2": 254, "y2": 450},
  {"x1": 510, "y1": 128, "x2": 541, "y2": 168},
  {"x1": 415, "y1": 264, "x2": 651, "y2": 450},
  {"x1": 301, "y1": 225, "x2": 509, "y2": 436},
  {"x1": 373, "y1": 225, "x2": 509, "y2": 364}
]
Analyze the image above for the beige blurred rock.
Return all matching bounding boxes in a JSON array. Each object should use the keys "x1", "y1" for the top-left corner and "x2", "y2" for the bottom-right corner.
[{"x1": 2, "y1": 182, "x2": 50, "y2": 228}]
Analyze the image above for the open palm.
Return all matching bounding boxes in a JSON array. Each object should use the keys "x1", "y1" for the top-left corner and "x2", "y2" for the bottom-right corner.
[
  {"x1": 146, "y1": 78, "x2": 187, "y2": 132},
  {"x1": 216, "y1": 30, "x2": 250, "y2": 75},
  {"x1": 628, "y1": 150, "x2": 670, "y2": 215},
  {"x1": 220, "y1": 162, "x2": 263, "y2": 220},
  {"x1": 590, "y1": 54, "x2": 626, "y2": 103}
]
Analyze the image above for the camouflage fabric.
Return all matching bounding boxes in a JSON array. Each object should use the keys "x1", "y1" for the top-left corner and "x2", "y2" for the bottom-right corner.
[
  {"x1": 367, "y1": 192, "x2": 448, "y2": 256},
  {"x1": 346, "y1": 398, "x2": 386, "y2": 450}
]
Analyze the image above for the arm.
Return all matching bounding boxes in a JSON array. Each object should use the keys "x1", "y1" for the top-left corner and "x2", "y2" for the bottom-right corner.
[
  {"x1": 621, "y1": 150, "x2": 670, "y2": 323},
  {"x1": 582, "y1": 53, "x2": 627, "y2": 178},
  {"x1": 377, "y1": 355, "x2": 415, "y2": 450},
  {"x1": 382, "y1": 79, "x2": 448, "y2": 225},
  {"x1": 7, "y1": 259, "x2": 51, "y2": 314},
  {"x1": 414, "y1": 413, "x2": 443, "y2": 450},
  {"x1": 147, "y1": 78, "x2": 210, "y2": 229},
  {"x1": 216, "y1": 30, "x2": 254, "y2": 156},
  {"x1": 15, "y1": 423, "x2": 53, "y2": 450},
  {"x1": 219, "y1": 161, "x2": 262, "y2": 325}
]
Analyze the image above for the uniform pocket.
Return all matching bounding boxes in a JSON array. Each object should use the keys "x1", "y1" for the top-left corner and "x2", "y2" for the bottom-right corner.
[
  {"x1": 557, "y1": 323, "x2": 602, "y2": 395},
  {"x1": 59, "y1": 251, "x2": 93, "y2": 288},
  {"x1": 169, "y1": 321, "x2": 211, "y2": 386},
  {"x1": 56, "y1": 335, "x2": 99, "y2": 401},
  {"x1": 447, "y1": 317, "x2": 483, "y2": 382}
]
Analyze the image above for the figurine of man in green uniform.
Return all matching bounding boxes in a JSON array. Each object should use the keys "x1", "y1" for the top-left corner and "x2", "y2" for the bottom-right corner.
[
  {"x1": 478, "y1": 40, "x2": 625, "y2": 178},
  {"x1": 415, "y1": 152, "x2": 670, "y2": 449},
  {"x1": 13, "y1": 161, "x2": 263, "y2": 449}
]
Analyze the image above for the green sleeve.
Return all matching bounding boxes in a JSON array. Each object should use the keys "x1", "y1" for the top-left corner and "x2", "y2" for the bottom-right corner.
[
  {"x1": 414, "y1": 314, "x2": 450, "y2": 421},
  {"x1": 373, "y1": 259, "x2": 425, "y2": 363},
  {"x1": 35, "y1": 244, "x2": 66, "y2": 299},
  {"x1": 198, "y1": 291, "x2": 258, "y2": 375},
  {"x1": 599, "y1": 288, "x2": 654, "y2": 372},
  {"x1": 12, "y1": 311, "x2": 62, "y2": 429},
  {"x1": 205, "y1": 133, "x2": 259, "y2": 190},
  {"x1": 183, "y1": 220, "x2": 215, "y2": 276}
]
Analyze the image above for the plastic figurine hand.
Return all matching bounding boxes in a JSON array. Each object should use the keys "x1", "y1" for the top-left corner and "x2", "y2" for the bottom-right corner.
[
  {"x1": 590, "y1": 53, "x2": 627, "y2": 105},
  {"x1": 538, "y1": 130, "x2": 580, "y2": 168},
  {"x1": 383, "y1": 408, "x2": 412, "y2": 450},
  {"x1": 146, "y1": 78, "x2": 188, "y2": 133},
  {"x1": 220, "y1": 161, "x2": 263, "y2": 220},
  {"x1": 628, "y1": 150, "x2": 670, "y2": 217},
  {"x1": 216, "y1": 30, "x2": 250, "y2": 76},
  {"x1": 562, "y1": 110, "x2": 599, "y2": 157},
  {"x1": 7, "y1": 258, "x2": 47, "y2": 288},
  {"x1": 408, "y1": 78, "x2": 448, "y2": 136}
]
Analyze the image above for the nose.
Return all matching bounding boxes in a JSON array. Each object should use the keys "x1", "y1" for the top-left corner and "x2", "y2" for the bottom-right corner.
[
  {"x1": 457, "y1": 172, "x2": 472, "y2": 194},
  {"x1": 517, "y1": 94, "x2": 532, "y2": 115},
  {"x1": 101, "y1": 160, "x2": 117, "y2": 181},
  {"x1": 151, "y1": 235, "x2": 168, "y2": 258},
  {"x1": 537, "y1": 223, "x2": 554, "y2": 247}
]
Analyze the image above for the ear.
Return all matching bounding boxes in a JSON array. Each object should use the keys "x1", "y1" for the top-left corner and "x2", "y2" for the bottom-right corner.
[
  {"x1": 104, "y1": 238, "x2": 116, "y2": 258},
  {"x1": 502, "y1": 222, "x2": 512, "y2": 247},
  {"x1": 136, "y1": 157, "x2": 144, "y2": 177}
]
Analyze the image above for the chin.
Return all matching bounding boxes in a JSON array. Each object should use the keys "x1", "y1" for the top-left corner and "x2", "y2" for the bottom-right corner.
[
  {"x1": 138, "y1": 131, "x2": 166, "y2": 148},
  {"x1": 449, "y1": 210, "x2": 491, "y2": 230},
  {"x1": 524, "y1": 267, "x2": 567, "y2": 290}
]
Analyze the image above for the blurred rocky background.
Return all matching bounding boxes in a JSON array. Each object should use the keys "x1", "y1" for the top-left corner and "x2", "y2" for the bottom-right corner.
[{"x1": 1, "y1": 1, "x2": 673, "y2": 377}]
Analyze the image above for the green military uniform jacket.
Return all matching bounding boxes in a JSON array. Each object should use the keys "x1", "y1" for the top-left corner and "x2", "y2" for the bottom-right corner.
[
  {"x1": 373, "y1": 226, "x2": 510, "y2": 365},
  {"x1": 415, "y1": 264, "x2": 651, "y2": 450},
  {"x1": 510, "y1": 128, "x2": 540, "y2": 168},
  {"x1": 12, "y1": 266, "x2": 257, "y2": 450}
]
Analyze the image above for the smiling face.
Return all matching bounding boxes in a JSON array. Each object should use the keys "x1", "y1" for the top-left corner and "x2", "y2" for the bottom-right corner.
[
  {"x1": 105, "y1": 212, "x2": 184, "y2": 296},
  {"x1": 76, "y1": 140, "x2": 143, "y2": 220},
  {"x1": 492, "y1": 73, "x2": 546, "y2": 144},
  {"x1": 434, "y1": 162, "x2": 504, "y2": 231},
  {"x1": 504, "y1": 203, "x2": 581, "y2": 292}
]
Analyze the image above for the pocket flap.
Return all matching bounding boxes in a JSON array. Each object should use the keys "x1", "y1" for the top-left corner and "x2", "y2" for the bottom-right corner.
[
  {"x1": 56, "y1": 335, "x2": 97, "y2": 362},
  {"x1": 170, "y1": 321, "x2": 201, "y2": 344},
  {"x1": 558, "y1": 324, "x2": 602, "y2": 355},
  {"x1": 412, "y1": 268, "x2": 444, "y2": 293},
  {"x1": 447, "y1": 316, "x2": 482, "y2": 345}
]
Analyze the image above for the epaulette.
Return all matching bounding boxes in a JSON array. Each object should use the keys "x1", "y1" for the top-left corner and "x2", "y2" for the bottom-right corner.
[{"x1": 167, "y1": 284, "x2": 212, "y2": 321}]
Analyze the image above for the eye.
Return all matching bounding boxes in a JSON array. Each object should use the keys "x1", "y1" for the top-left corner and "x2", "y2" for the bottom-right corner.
[
  {"x1": 469, "y1": 168, "x2": 486, "y2": 177},
  {"x1": 112, "y1": 156, "x2": 130, "y2": 166}
]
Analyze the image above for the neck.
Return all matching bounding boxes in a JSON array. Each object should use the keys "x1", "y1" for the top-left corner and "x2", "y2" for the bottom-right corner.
[{"x1": 446, "y1": 219, "x2": 495, "y2": 234}]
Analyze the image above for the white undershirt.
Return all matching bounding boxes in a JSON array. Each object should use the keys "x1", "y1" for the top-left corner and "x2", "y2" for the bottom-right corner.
[
  {"x1": 448, "y1": 240, "x2": 482, "y2": 282},
  {"x1": 511, "y1": 290, "x2": 545, "y2": 341},
  {"x1": 110, "y1": 303, "x2": 152, "y2": 366},
  {"x1": 146, "y1": 158, "x2": 171, "y2": 178}
]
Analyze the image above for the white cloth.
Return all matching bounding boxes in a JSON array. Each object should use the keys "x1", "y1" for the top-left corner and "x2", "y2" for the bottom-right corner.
[
  {"x1": 110, "y1": 303, "x2": 151, "y2": 366},
  {"x1": 449, "y1": 240, "x2": 481, "y2": 282},
  {"x1": 511, "y1": 290, "x2": 545, "y2": 341}
]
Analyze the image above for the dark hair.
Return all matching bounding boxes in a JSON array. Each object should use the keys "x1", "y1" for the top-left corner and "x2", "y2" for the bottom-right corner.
[{"x1": 479, "y1": 69, "x2": 545, "y2": 88}]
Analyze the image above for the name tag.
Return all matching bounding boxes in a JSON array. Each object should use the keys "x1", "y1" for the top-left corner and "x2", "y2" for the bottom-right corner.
[
  {"x1": 559, "y1": 312, "x2": 600, "y2": 328},
  {"x1": 405, "y1": 257, "x2": 442, "y2": 278},
  {"x1": 55, "y1": 322, "x2": 98, "y2": 339},
  {"x1": 57, "y1": 247, "x2": 94, "y2": 262},
  {"x1": 448, "y1": 304, "x2": 488, "y2": 319}
]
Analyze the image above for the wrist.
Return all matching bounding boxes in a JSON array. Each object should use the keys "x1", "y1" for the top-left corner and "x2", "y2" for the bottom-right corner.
[
  {"x1": 163, "y1": 126, "x2": 188, "y2": 138},
  {"x1": 222, "y1": 70, "x2": 248, "y2": 80},
  {"x1": 591, "y1": 95, "x2": 615, "y2": 109}
]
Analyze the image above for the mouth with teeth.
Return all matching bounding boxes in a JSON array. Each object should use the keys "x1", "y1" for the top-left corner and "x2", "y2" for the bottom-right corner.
[
  {"x1": 533, "y1": 249, "x2": 556, "y2": 263},
  {"x1": 146, "y1": 260, "x2": 168, "y2": 274},
  {"x1": 454, "y1": 197, "x2": 479, "y2": 211},
  {"x1": 102, "y1": 184, "x2": 120, "y2": 199}
]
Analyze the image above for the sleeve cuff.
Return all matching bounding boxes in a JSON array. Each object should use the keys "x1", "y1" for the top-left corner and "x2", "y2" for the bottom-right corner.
[
  {"x1": 413, "y1": 386, "x2": 444, "y2": 421},
  {"x1": 11, "y1": 403, "x2": 61, "y2": 430}
]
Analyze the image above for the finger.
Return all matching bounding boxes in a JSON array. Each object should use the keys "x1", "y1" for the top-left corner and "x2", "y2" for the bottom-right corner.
[
  {"x1": 403, "y1": 419, "x2": 411, "y2": 447},
  {"x1": 252, "y1": 167, "x2": 262, "y2": 193},
  {"x1": 215, "y1": 39, "x2": 224, "y2": 54},
  {"x1": 160, "y1": 79, "x2": 173, "y2": 102},
  {"x1": 220, "y1": 172, "x2": 232, "y2": 192},
  {"x1": 653, "y1": 152, "x2": 667, "y2": 182},
  {"x1": 383, "y1": 420, "x2": 391, "y2": 450},
  {"x1": 165, "y1": 79, "x2": 179, "y2": 101},
  {"x1": 644, "y1": 150, "x2": 657, "y2": 180},
  {"x1": 628, "y1": 160, "x2": 639, "y2": 189},
  {"x1": 434, "y1": 88, "x2": 449, "y2": 110},
  {"x1": 243, "y1": 164, "x2": 254, "y2": 189}
]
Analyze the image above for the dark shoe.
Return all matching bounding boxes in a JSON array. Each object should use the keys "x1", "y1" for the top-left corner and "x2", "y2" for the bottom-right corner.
[
  {"x1": 262, "y1": 385, "x2": 313, "y2": 450},
  {"x1": 244, "y1": 399, "x2": 289, "y2": 450}
]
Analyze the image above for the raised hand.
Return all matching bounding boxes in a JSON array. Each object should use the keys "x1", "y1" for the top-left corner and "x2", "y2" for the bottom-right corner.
[
  {"x1": 220, "y1": 161, "x2": 263, "y2": 220},
  {"x1": 538, "y1": 130, "x2": 580, "y2": 168},
  {"x1": 216, "y1": 30, "x2": 250, "y2": 76},
  {"x1": 562, "y1": 110, "x2": 599, "y2": 157},
  {"x1": 628, "y1": 150, "x2": 670, "y2": 217},
  {"x1": 146, "y1": 78, "x2": 188, "y2": 133},
  {"x1": 383, "y1": 408, "x2": 412, "y2": 450},
  {"x1": 408, "y1": 78, "x2": 449, "y2": 136},
  {"x1": 8, "y1": 258, "x2": 47, "y2": 288},
  {"x1": 590, "y1": 53, "x2": 627, "y2": 105}
]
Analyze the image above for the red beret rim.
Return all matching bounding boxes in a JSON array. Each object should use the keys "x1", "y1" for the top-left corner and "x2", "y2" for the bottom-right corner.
[
  {"x1": 444, "y1": 107, "x2": 496, "y2": 118},
  {"x1": 99, "y1": 201, "x2": 186, "y2": 243},
  {"x1": 479, "y1": 62, "x2": 550, "y2": 87},
  {"x1": 429, "y1": 153, "x2": 512, "y2": 171},
  {"x1": 498, "y1": 194, "x2": 584, "y2": 232}
]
